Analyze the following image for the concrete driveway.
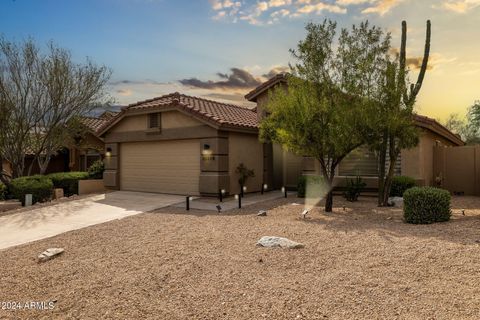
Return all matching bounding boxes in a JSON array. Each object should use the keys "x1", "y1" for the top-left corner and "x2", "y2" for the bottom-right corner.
[{"x1": 0, "y1": 191, "x2": 185, "y2": 250}]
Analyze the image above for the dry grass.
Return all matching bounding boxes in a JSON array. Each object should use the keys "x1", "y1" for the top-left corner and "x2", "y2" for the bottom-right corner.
[{"x1": 1, "y1": 196, "x2": 480, "y2": 319}]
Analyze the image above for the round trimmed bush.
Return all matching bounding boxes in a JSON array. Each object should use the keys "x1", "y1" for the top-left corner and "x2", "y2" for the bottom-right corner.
[
  {"x1": 403, "y1": 187, "x2": 451, "y2": 224},
  {"x1": 9, "y1": 175, "x2": 54, "y2": 205},
  {"x1": 48, "y1": 172, "x2": 90, "y2": 197},
  {"x1": 390, "y1": 175, "x2": 416, "y2": 197}
]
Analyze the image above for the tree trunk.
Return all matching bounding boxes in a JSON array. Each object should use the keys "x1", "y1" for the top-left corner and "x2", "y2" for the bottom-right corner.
[
  {"x1": 377, "y1": 133, "x2": 387, "y2": 206},
  {"x1": 38, "y1": 154, "x2": 51, "y2": 175},
  {"x1": 325, "y1": 190, "x2": 333, "y2": 212},
  {"x1": 381, "y1": 139, "x2": 399, "y2": 206}
]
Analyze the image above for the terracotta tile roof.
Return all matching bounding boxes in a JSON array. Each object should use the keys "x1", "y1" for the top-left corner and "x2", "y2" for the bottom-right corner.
[
  {"x1": 413, "y1": 114, "x2": 464, "y2": 146},
  {"x1": 98, "y1": 92, "x2": 258, "y2": 134},
  {"x1": 81, "y1": 116, "x2": 110, "y2": 134},
  {"x1": 99, "y1": 111, "x2": 119, "y2": 120},
  {"x1": 245, "y1": 73, "x2": 287, "y2": 102}
]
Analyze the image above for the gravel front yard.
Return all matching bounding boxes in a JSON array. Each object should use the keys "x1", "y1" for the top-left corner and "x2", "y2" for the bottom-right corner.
[{"x1": 1, "y1": 196, "x2": 480, "y2": 319}]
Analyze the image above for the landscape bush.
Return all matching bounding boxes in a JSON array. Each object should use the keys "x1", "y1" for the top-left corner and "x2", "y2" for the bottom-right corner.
[
  {"x1": 297, "y1": 175, "x2": 325, "y2": 198},
  {"x1": 344, "y1": 176, "x2": 367, "y2": 202},
  {"x1": 403, "y1": 187, "x2": 451, "y2": 224},
  {"x1": 9, "y1": 175, "x2": 54, "y2": 205},
  {"x1": 390, "y1": 175, "x2": 416, "y2": 197},
  {"x1": 48, "y1": 172, "x2": 90, "y2": 197},
  {"x1": 88, "y1": 160, "x2": 105, "y2": 179},
  {"x1": 0, "y1": 183, "x2": 7, "y2": 200}
]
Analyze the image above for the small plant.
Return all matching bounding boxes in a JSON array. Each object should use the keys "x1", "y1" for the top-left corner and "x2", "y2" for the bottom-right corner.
[
  {"x1": 48, "y1": 172, "x2": 90, "y2": 197},
  {"x1": 0, "y1": 183, "x2": 7, "y2": 200},
  {"x1": 390, "y1": 176, "x2": 416, "y2": 197},
  {"x1": 88, "y1": 160, "x2": 105, "y2": 180},
  {"x1": 403, "y1": 187, "x2": 451, "y2": 224},
  {"x1": 344, "y1": 176, "x2": 367, "y2": 202},
  {"x1": 297, "y1": 175, "x2": 324, "y2": 198},
  {"x1": 235, "y1": 163, "x2": 255, "y2": 189},
  {"x1": 9, "y1": 175, "x2": 54, "y2": 205}
]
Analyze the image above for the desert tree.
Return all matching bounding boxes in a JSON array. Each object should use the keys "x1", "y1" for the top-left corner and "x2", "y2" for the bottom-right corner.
[
  {"x1": 260, "y1": 20, "x2": 391, "y2": 212},
  {"x1": 0, "y1": 37, "x2": 111, "y2": 178}
]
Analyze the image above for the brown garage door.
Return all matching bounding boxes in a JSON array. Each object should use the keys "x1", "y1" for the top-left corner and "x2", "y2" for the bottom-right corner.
[{"x1": 120, "y1": 140, "x2": 200, "y2": 195}]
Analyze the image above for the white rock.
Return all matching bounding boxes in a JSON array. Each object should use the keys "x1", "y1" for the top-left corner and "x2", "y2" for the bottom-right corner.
[
  {"x1": 257, "y1": 210, "x2": 267, "y2": 216},
  {"x1": 38, "y1": 248, "x2": 64, "y2": 263},
  {"x1": 388, "y1": 197, "x2": 404, "y2": 207},
  {"x1": 256, "y1": 236, "x2": 304, "y2": 249}
]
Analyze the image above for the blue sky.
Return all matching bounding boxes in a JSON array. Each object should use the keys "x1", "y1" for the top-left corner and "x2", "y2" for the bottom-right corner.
[{"x1": 1, "y1": 0, "x2": 480, "y2": 120}]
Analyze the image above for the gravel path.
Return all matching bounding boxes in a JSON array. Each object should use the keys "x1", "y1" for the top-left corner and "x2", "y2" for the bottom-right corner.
[{"x1": 0, "y1": 196, "x2": 479, "y2": 319}]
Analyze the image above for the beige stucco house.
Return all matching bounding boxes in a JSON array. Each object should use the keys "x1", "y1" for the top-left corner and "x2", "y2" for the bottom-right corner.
[{"x1": 98, "y1": 75, "x2": 463, "y2": 196}]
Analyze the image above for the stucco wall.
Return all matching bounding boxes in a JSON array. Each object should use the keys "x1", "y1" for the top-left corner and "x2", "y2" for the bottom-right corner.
[
  {"x1": 228, "y1": 132, "x2": 263, "y2": 194},
  {"x1": 402, "y1": 129, "x2": 457, "y2": 186},
  {"x1": 162, "y1": 111, "x2": 201, "y2": 129},
  {"x1": 110, "y1": 114, "x2": 147, "y2": 133}
]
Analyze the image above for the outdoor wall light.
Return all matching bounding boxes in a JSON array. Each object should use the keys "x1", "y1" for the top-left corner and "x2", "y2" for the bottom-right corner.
[
  {"x1": 234, "y1": 194, "x2": 239, "y2": 200},
  {"x1": 281, "y1": 187, "x2": 285, "y2": 193},
  {"x1": 263, "y1": 184, "x2": 268, "y2": 190},
  {"x1": 221, "y1": 189, "x2": 226, "y2": 194},
  {"x1": 106, "y1": 147, "x2": 112, "y2": 157},
  {"x1": 243, "y1": 186, "x2": 247, "y2": 192}
]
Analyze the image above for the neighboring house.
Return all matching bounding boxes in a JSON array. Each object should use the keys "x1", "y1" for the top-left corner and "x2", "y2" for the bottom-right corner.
[
  {"x1": 2, "y1": 113, "x2": 111, "y2": 177},
  {"x1": 98, "y1": 76, "x2": 463, "y2": 196}
]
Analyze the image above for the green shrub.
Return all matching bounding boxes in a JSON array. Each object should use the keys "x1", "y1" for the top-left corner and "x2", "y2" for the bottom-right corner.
[
  {"x1": 0, "y1": 183, "x2": 7, "y2": 200},
  {"x1": 344, "y1": 176, "x2": 367, "y2": 202},
  {"x1": 10, "y1": 175, "x2": 54, "y2": 205},
  {"x1": 88, "y1": 160, "x2": 105, "y2": 179},
  {"x1": 297, "y1": 175, "x2": 325, "y2": 198},
  {"x1": 390, "y1": 175, "x2": 416, "y2": 197},
  {"x1": 403, "y1": 187, "x2": 451, "y2": 224},
  {"x1": 48, "y1": 172, "x2": 90, "y2": 197}
]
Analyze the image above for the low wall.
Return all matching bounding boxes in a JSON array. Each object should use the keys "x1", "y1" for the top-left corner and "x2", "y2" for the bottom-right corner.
[
  {"x1": 433, "y1": 145, "x2": 480, "y2": 196},
  {"x1": 79, "y1": 179, "x2": 105, "y2": 195}
]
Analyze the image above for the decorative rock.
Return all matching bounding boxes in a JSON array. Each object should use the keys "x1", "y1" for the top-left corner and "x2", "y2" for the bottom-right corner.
[
  {"x1": 256, "y1": 236, "x2": 304, "y2": 249},
  {"x1": 38, "y1": 248, "x2": 64, "y2": 263},
  {"x1": 257, "y1": 210, "x2": 267, "y2": 216},
  {"x1": 388, "y1": 197, "x2": 404, "y2": 207}
]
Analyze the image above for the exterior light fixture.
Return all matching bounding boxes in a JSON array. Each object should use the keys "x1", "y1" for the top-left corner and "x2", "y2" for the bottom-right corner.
[
  {"x1": 105, "y1": 147, "x2": 112, "y2": 157},
  {"x1": 219, "y1": 189, "x2": 226, "y2": 202},
  {"x1": 301, "y1": 209, "x2": 309, "y2": 219},
  {"x1": 243, "y1": 186, "x2": 247, "y2": 192},
  {"x1": 281, "y1": 186, "x2": 287, "y2": 198},
  {"x1": 235, "y1": 194, "x2": 241, "y2": 208},
  {"x1": 261, "y1": 183, "x2": 268, "y2": 195},
  {"x1": 201, "y1": 143, "x2": 214, "y2": 160},
  {"x1": 186, "y1": 196, "x2": 194, "y2": 210}
]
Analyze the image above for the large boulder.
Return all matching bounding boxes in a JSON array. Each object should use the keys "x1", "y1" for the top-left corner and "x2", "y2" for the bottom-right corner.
[{"x1": 256, "y1": 236, "x2": 304, "y2": 249}]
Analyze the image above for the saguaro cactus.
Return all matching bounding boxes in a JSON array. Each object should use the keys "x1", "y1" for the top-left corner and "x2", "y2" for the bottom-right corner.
[{"x1": 379, "y1": 20, "x2": 431, "y2": 206}]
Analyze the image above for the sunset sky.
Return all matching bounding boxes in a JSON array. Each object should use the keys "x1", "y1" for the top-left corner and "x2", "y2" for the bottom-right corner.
[{"x1": 1, "y1": 0, "x2": 479, "y2": 120}]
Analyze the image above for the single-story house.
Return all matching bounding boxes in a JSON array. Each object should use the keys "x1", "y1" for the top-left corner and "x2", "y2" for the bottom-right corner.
[
  {"x1": 98, "y1": 75, "x2": 463, "y2": 196},
  {"x1": 1, "y1": 112, "x2": 111, "y2": 178},
  {"x1": 245, "y1": 74, "x2": 464, "y2": 191}
]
